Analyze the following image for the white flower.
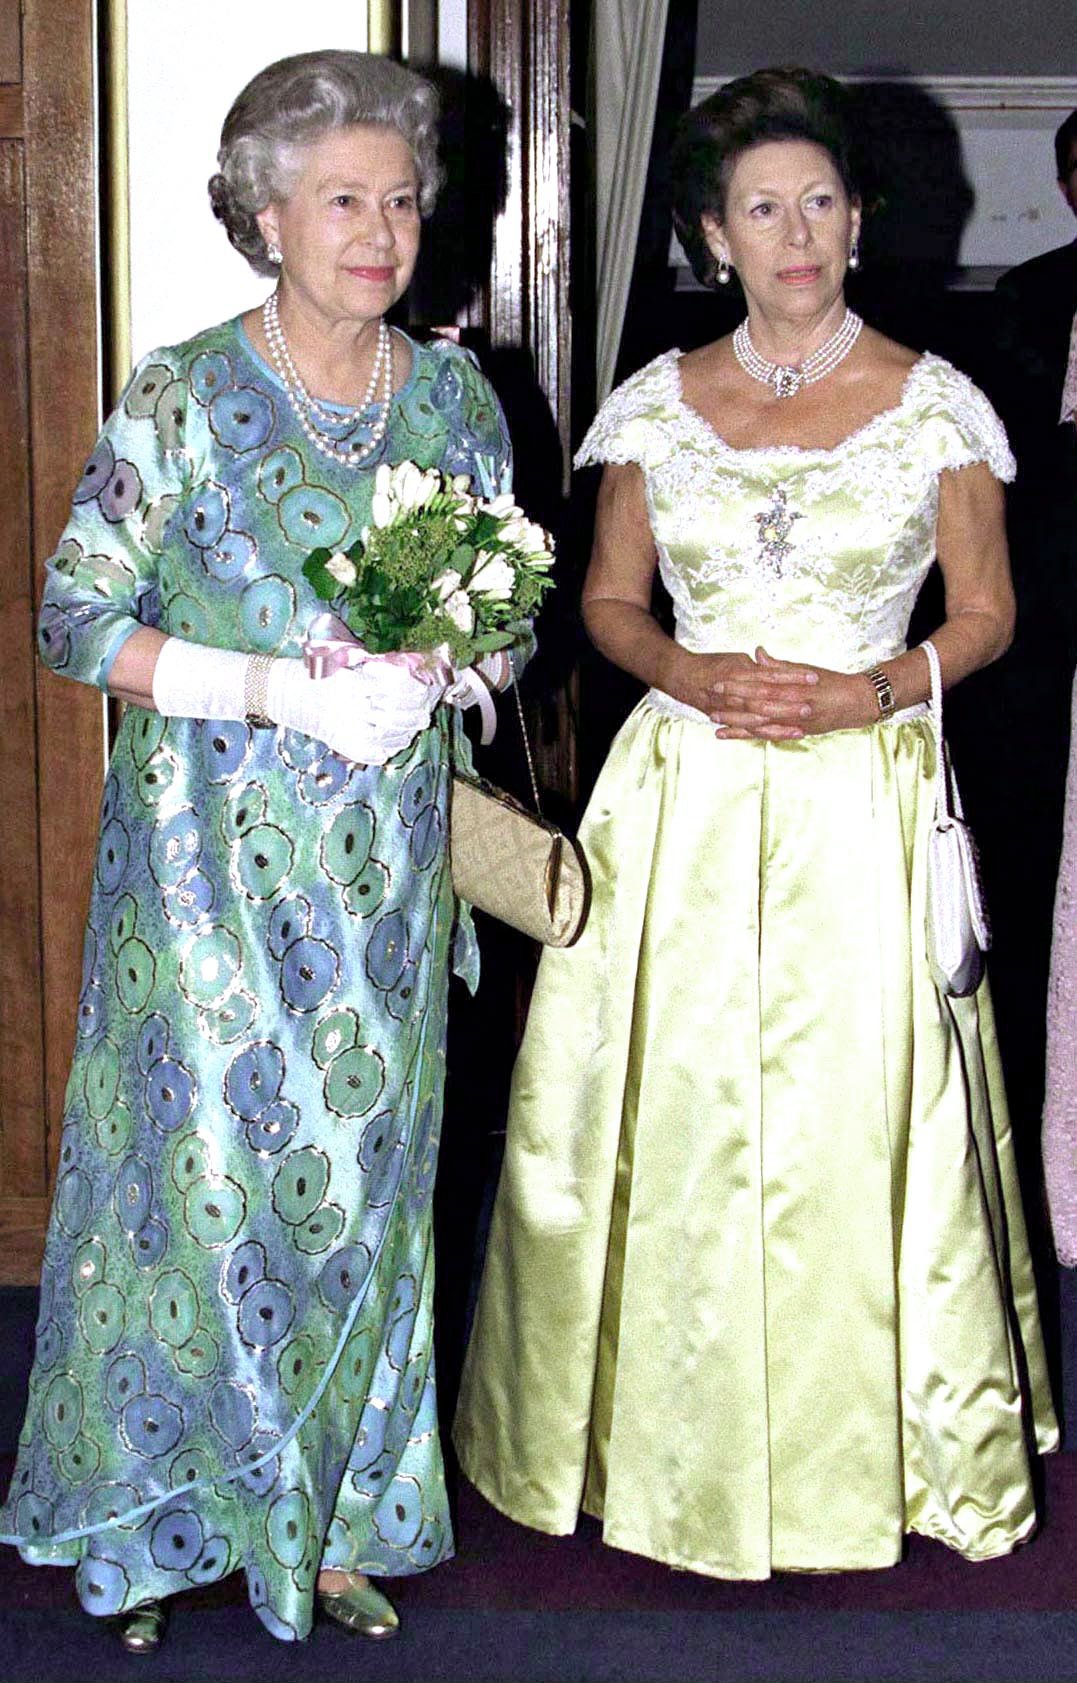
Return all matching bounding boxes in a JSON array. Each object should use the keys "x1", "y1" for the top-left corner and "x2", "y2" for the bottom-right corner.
[
  {"x1": 481, "y1": 492, "x2": 521, "y2": 520},
  {"x1": 433, "y1": 569, "x2": 463, "y2": 602},
  {"x1": 451, "y1": 493, "x2": 478, "y2": 532},
  {"x1": 501, "y1": 515, "x2": 550, "y2": 558},
  {"x1": 370, "y1": 462, "x2": 397, "y2": 528},
  {"x1": 370, "y1": 490, "x2": 396, "y2": 529},
  {"x1": 444, "y1": 589, "x2": 475, "y2": 634},
  {"x1": 391, "y1": 460, "x2": 440, "y2": 510},
  {"x1": 468, "y1": 550, "x2": 516, "y2": 600},
  {"x1": 451, "y1": 473, "x2": 472, "y2": 494},
  {"x1": 324, "y1": 551, "x2": 358, "y2": 587}
]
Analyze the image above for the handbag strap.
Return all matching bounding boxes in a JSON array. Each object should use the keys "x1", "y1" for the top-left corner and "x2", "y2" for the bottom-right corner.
[
  {"x1": 921, "y1": 638, "x2": 963, "y2": 825},
  {"x1": 509, "y1": 652, "x2": 544, "y2": 817}
]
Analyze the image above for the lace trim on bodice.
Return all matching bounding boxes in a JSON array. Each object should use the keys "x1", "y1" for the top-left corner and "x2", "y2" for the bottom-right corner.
[{"x1": 575, "y1": 349, "x2": 1016, "y2": 484}]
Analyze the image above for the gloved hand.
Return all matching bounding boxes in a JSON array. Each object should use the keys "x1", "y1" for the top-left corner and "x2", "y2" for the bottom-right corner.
[
  {"x1": 267, "y1": 655, "x2": 440, "y2": 765},
  {"x1": 151, "y1": 637, "x2": 441, "y2": 766}
]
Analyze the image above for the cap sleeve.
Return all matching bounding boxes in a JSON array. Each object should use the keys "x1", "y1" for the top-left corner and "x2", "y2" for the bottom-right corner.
[
  {"x1": 574, "y1": 351, "x2": 680, "y2": 471},
  {"x1": 913, "y1": 358, "x2": 1016, "y2": 483}
]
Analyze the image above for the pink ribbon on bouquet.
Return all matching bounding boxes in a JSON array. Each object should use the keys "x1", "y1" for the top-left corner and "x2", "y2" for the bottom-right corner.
[{"x1": 303, "y1": 611, "x2": 498, "y2": 744}]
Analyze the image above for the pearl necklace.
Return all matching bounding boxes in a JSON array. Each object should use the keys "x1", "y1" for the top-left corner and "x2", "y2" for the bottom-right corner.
[
  {"x1": 262, "y1": 292, "x2": 393, "y2": 465},
  {"x1": 733, "y1": 308, "x2": 863, "y2": 399}
]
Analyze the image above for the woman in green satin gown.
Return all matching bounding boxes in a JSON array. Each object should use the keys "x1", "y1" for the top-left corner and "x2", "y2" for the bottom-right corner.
[{"x1": 455, "y1": 68, "x2": 1058, "y2": 1579}]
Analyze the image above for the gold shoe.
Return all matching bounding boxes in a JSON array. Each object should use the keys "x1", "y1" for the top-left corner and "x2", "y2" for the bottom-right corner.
[
  {"x1": 318, "y1": 1576, "x2": 400, "y2": 1639},
  {"x1": 117, "y1": 1600, "x2": 167, "y2": 1654}
]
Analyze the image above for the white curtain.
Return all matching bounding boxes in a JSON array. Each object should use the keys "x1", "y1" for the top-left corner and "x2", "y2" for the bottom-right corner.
[{"x1": 594, "y1": 0, "x2": 671, "y2": 405}]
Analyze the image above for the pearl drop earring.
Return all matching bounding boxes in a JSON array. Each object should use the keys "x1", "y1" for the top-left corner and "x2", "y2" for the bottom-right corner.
[{"x1": 267, "y1": 242, "x2": 283, "y2": 266}]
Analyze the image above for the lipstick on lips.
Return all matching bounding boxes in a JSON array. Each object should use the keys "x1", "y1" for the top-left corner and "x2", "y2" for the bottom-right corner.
[
  {"x1": 777, "y1": 265, "x2": 822, "y2": 285},
  {"x1": 346, "y1": 265, "x2": 395, "y2": 281}
]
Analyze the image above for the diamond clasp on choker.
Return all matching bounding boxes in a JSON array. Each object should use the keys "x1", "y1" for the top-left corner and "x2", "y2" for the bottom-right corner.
[{"x1": 733, "y1": 309, "x2": 863, "y2": 400}]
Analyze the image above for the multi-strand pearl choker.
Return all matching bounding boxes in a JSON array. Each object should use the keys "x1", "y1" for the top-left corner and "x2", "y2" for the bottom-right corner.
[
  {"x1": 262, "y1": 291, "x2": 393, "y2": 465},
  {"x1": 733, "y1": 308, "x2": 863, "y2": 399}
]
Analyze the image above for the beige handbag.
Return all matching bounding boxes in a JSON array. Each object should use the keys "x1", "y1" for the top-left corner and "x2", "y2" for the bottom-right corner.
[{"x1": 450, "y1": 670, "x2": 590, "y2": 947}]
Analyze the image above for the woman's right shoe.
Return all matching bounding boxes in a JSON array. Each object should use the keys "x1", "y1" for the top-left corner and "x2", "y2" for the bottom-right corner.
[
  {"x1": 117, "y1": 1600, "x2": 167, "y2": 1654},
  {"x1": 318, "y1": 1576, "x2": 400, "y2": 1639}
]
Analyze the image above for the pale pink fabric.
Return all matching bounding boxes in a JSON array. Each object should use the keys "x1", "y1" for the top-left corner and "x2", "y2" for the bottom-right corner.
[{"x1": 1044, "y1": 669, "x2": 1077, "y2": 1264}]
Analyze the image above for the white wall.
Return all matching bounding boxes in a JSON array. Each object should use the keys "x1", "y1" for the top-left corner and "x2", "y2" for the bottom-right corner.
[
  {"x1": 437, "y1": 0, "x2": 467, "y2": 69},
  {"x1": 125, "y1": 3, "x2": 372, "y2": 362}
]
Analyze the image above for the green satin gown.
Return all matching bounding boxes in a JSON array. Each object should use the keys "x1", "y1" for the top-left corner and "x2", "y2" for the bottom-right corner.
[{"x1": 453, "y1": 350, "x2": 1059, "y2": 1578}]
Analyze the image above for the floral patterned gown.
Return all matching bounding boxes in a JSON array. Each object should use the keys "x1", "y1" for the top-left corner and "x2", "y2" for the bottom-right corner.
[
  {"x1": 455, "y1": 350, "x2": 1058, "y2": 1579},
  {"x1": 0, "y1": 316, "x2": 511, "y2": 1640}
]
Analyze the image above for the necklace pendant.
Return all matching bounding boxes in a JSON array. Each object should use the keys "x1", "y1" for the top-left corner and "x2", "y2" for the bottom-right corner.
[{"x1": 772, "y1": 365, "x2": 803, "y2": 400}]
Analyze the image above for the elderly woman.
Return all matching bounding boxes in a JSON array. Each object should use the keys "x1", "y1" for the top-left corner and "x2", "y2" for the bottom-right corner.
[
  {"x1": 0, "y1": 50, "x2": 516, "y2": 1648},
  {"x1": 455, "y1": 68, "x2": 1057, "y2": 1578}
]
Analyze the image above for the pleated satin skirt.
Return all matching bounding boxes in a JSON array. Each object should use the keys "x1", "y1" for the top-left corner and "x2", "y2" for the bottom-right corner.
[{"x1": 453, "y1": 696, "x2": 1058, "y2": 1579}]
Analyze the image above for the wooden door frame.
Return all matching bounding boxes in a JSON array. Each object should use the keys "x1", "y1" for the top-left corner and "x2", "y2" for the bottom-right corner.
[
  {"x1": 0, "y1": 0, "x2": 103, "y2": 1282},
  {"x1": 467, "y1": 0, "x2": 577, "y2": 808}
]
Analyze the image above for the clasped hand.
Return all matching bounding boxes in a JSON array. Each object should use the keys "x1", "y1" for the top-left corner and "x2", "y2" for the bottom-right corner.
[{"x1": 668, "y1": 647, "x2": 871, "y2": 740}]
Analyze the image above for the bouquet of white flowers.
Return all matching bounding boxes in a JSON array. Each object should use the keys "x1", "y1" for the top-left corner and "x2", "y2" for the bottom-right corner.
[{"x1": 302, "y1": 459, "x2": 554, "y2": 668}]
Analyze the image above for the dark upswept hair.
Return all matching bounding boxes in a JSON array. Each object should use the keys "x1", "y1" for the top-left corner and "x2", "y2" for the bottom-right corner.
[
  {"x1": 671, "y1": 67, "x2": 861, "y2": 290},
  {"x1": 208, "y1": 50, "x2": 442, "y2": 277},
  {"x1": 1056, "y1": 109, "x2": 1077, "y2": 180}
]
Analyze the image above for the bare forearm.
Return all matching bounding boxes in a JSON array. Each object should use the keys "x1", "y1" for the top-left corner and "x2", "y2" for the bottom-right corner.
[
  {"x1": 874, "y1": 604, "x2": 1014, "y2": 716},
  {"x1": 106, "y1": 626, "x2": 168, "y2": 709},
  {"x1": 582, "y1": 597, "x2": 685, "y2": 692}
]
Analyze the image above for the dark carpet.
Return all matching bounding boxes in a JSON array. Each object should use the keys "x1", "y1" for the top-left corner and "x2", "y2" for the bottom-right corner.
[{"x1": 4, "y1": 1281, "x2": 1077, "y2": 1682}]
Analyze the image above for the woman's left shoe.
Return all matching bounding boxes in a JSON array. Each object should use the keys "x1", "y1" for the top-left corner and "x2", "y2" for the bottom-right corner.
[
  {"x1": 318, "y1": 1576, "x2": 400, "y2": 1639},
  {"x1": 117, "y1": 1600, "x2": 167, "y2": 1654}
]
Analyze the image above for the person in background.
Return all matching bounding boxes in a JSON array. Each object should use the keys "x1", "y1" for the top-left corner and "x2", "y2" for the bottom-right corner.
[
  {"x1": 0, "y1": 49, "x2": 519, "y2": 1651},
  {"x1": 994, "y1": 108, "x2": 1077, "y2": 470},
  {"x1": 1043, "y1": 316, "x2": 1077, "y2": 1265},
  {"x1": 992, "y1": 111, "x2": 1077, "y2": 1266},
  {"x1": 455, "y1": 66, "x2": 1057, "y2": 1582}
]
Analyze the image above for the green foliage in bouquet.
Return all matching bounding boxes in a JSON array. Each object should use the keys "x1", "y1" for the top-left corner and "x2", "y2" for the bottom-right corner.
[{"x1": 302, "y1": 460, "x2": 554, "y2": 666}]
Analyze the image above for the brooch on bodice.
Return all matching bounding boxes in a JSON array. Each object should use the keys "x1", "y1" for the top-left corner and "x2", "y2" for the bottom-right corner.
[{"x1": 753, "y1": 486, "x2": 802, "y2": 578}]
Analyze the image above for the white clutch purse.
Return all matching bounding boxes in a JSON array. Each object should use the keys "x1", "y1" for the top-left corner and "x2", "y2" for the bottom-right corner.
[{"x1": 922, "y1": 638, "x2": 991, "y2": 997}]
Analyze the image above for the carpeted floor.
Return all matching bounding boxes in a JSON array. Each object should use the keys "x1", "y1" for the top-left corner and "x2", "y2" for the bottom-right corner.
[{"x1": 4, "y1": 1286, "x2": 1077, "y2": 1682}]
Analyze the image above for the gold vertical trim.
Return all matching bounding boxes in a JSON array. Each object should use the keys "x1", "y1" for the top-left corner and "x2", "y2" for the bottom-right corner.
[
  {"x1": 368, "y1": 0, "x2": 402, "y2": 57},
  {"x1": 101, "y1": 0, "x2": 131, "y2": 406}
]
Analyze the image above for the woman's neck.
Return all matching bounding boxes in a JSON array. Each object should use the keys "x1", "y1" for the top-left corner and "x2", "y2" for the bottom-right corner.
[
  {"x1": 742, "y1": 295, "x2": 849, "y2": 366},
  {"x1": 256, "y1": 286, "x2": 389, "y2": 406}
]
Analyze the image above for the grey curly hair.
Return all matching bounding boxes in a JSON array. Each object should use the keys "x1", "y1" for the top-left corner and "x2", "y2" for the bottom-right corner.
[{"x1": 208, "y1": 50, "x2": 442, "y2": 277}]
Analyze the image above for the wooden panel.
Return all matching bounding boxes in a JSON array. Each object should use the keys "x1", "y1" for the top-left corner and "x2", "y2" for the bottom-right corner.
[
  {"x1": 23, "y1": 0, "x2": 102, "y2": 1180},
  {"x1": 469, "y1": 0, "x2": 577, "y2": 809},
  {"x1": 529, "y1": 0, "x2": 572, "y2": 483},
  {"x1": 0, "y1": 1198, "x2": 49, "y2": 1285},
  {"x1": 0, "y1": 138, "x2": 47, "y2": 1207},
  {"x1": 0, "y1": 84, "x2": 23, "y2": 136},
  {"x1": 470, "y1": 0, "x2": 525, "y2": 348},
  {"x1": 0, "y1": 0, "x2": 21, "y2": 84},
  {"x1": 406, "y1": 0, "x2": 437, "y2": 66}
]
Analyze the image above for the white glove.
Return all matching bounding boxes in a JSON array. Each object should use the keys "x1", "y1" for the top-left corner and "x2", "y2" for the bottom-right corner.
[
  {"x1": 151, "y1": 637, "x2": 440, "y2": 766},
  {"x1": 267, "y1": 655, "x2": 438, "y2": 765}
]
